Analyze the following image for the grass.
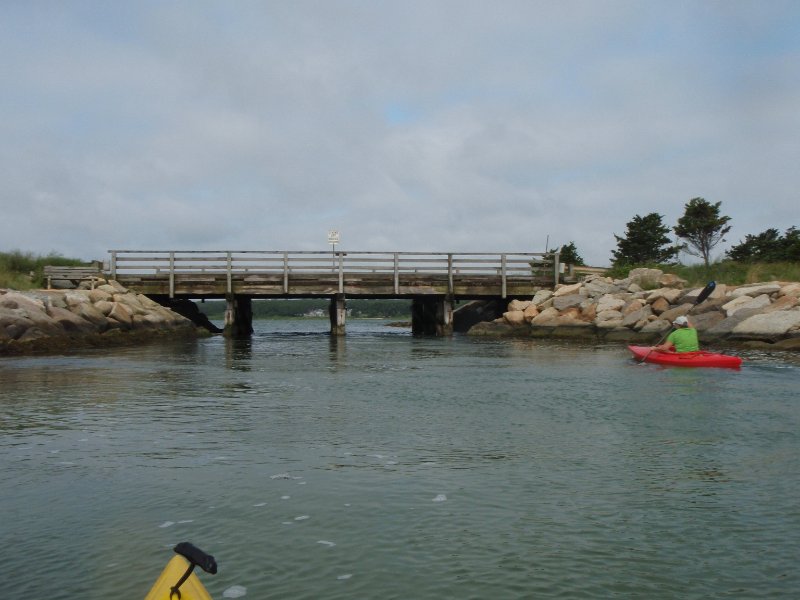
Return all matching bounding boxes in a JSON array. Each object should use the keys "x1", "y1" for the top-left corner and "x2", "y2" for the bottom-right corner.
[
  {"x1": 605, "y1": 261, "x2": 800, "y2": 287},
  {"x1": 0, "y1": 250, "x2": 86, "y2": 290}
]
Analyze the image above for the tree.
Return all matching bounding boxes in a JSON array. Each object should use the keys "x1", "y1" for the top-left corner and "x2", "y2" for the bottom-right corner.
[
  {"x1": 557, "y1": 241, "x2": 585, "y2": 266},
  {"x1": 674, "y1": 197, "x2": 732, "y2": 268},
  {"x1": 726, "y1": 226, "x2": 800, "y2": 262},
  {"x1": 611, "y1": 213, "x2": 679, "y2": 266}
]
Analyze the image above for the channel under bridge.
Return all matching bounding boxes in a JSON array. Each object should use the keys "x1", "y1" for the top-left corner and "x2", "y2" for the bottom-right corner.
[{"x1": 108, "y1": 250, "x2": 562, "y2": 336}]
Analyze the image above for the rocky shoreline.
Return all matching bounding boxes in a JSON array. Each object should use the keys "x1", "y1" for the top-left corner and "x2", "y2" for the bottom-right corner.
[
  {"x1": 0, "y1": 280, "x2": 204, "y2": 355},
  {"x1": 4, "y1": 268, "x2": 800, "y2": 353},
  {"x1": 468, "y1": 268, "x2": 800, "y2": 351}
]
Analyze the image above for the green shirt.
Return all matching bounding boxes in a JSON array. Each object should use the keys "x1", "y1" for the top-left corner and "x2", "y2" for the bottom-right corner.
[{"x1": 666, "y1": 327, "x2": 699, "y2": 353}]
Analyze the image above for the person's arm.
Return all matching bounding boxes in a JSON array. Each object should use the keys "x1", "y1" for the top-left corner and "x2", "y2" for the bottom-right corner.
[{"x1": 653, "y1": 332, "x2": 676, "y2": 352}]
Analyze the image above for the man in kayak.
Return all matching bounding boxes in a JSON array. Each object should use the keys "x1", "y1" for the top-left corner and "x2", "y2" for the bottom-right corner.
[{"x1": 653, "y1": 315, "x2": 700, "y2": 353}]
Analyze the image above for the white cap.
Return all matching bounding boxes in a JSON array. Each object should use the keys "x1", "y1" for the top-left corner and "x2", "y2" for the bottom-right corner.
[{"x1": 673, "y1": 316, "x2": 689, "y2": 326}]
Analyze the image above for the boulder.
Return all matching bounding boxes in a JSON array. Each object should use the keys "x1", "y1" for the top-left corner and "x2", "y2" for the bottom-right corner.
[
  {"x1": 622, "y1": 306, "x2": 652, "y2": 328},
  {"x1": 650, "y1": 297, "x2": 670, "y2": 315},
  {"x1": 778, "y1": 283, "x2": 800, "y2": 298},
  {"x1": 580, "y1": 303, "x2": 597, "y2": 322},
  {"x1": 553, "y1": 294, "x2": 584, "y2": 311},
  {"x1": 621, "y1": 299, "x2": 645, "y2": 316},
  {"x1": 772, "y1": 338, "x2": 800, "y2": 350},
  {"x1": 106, "y1": 280, "x2": 129, "y2": 294},
  {"x1": 71, "y1": 302, "x2": 110, "y2": 329},
  {"x1": 523, "y1": 304, "x2": 539, "y2": 321},
  {"x1": 532, "y1": 307, "x2": 591, "y2": 330},
  {"x1": 47, "y1": 306, "x2": 99, "y2": 334},
  {"x1": 18, "y1": 327, "x2": 50, "y2": 342},
  {"x1": 0, "y1": 292, "x2": 46, "y2": 313},
  {"x1": 658, "y1": 273, "x2": 686, "y2": 288},
  {"x1": 640, "y1": 319, "x2": 671, "y2": 334},
  {"x1": 628, "y1": 268, "x2": 663, "y2": 289},
  {"x1": 94, "y1": 300, "x2": 114, "y2": 316},
  {"x1": 553, "y1": 282, "x2": 583, "y2": 297},
  {"x1": 730, "y1": 283, "x2": 782, "y2": 298},
  {"x1": 531, "y1": 290, "x2": 553, "y2": 306},
  {"x1": 137, "y1": 294, "x2": 162, "y2": 309},
  {"x1": 468, "y1": 321, "x2": 515, "y2": 336},
  {"x1": 762, "y1": 295, "x2": 799, "y2": 313},
  {"x1": 96, "y1": 284, "x2": 119, "y2": 295},
  {"x1": 596, "y1": 318, "x2": 625, "y2": 329},
  {"x1": 690, "y1": 311, "x2": 725, "y2": 332},
  {"x1": 731, "y1": 311, "x2": 800, "y2": 340},
  {"x1": 659, "y1": 304, "x2": 693, "y2": 323},
  {"x1": 705, "y1": 308, "x2": 766, "y2": 340},
  {"x1": 87, "y1": 289, "x2": 113, "y2": 303},
  {"x1": 583, "y1": 278, "x2": 620, "y2": 297},
  {"x1": 596, "y1": 309, "x2": 623, "y2": 323},
  {"x1": 646, "y1": 288, "x2": 683, "y2": 305},
  {"x1": 530, "y1": 307, "x2": 561, "y2": 325},
  {"x1": 723, "y1": 294, "x2": 772, "y2": 316},
  {"x1": 596, "y1": 295, "x2": 626, "y2": 313},
  {"x1": 63, "y1": 292, "x2": 91, "y2": 308},
  {"x1": 107, "y1": 302, "x2": 133, "y2": 328},
  {"x1": 35, "y1": 291, "x2": 68, "y2": 309},
  {"x1": 114, "y1": 294, "x2": 149, "y2": 316},
  {"x1": 508, "y1": 299, "x2": 532, "y2": 312},
  {"x1": 503, "y1": 310, "x2": 527, "y2": 327},
  {"x1": 0, "y1": 308, "x2": 37, "y2": 339}
]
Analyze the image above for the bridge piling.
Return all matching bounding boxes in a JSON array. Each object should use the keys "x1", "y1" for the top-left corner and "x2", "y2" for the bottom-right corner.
[
  {"x1": 411, "y1": 295, "x2": 454, "y2": 336},
  {"x1": 329, "y1": 294, "x2": 346, "y2": 336},
  {"x1": 224, "y1": 294, "x2": 254, "y2": 337}
]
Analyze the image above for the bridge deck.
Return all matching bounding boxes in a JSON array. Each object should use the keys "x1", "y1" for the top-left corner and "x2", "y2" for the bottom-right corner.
[{"x1": 109, "y1": 250, "x2": 560, "y2": 299}]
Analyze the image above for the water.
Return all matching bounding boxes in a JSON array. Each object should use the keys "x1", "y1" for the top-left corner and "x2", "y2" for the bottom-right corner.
[{"x1": 1, "y1": 320, "x2": 798, "y2": 599}]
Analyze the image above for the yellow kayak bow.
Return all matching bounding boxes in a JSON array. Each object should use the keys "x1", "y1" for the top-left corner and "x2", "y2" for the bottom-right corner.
[{"x1": 144, "y1": 542, "x2": 217, "y2": 600}]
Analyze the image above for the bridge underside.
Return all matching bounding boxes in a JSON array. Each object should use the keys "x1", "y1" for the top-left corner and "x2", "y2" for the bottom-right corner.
[
  {"x1": 120, "y1": 272, "x2": 547, "y2": 337},
  {"x1": 151, "y1": 293, "x2": 508, "y2": 337}
]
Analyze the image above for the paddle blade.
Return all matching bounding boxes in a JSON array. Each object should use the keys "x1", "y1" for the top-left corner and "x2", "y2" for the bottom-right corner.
[{"x1": 695, "y1": 281, "x2": 716, "y2": 305}]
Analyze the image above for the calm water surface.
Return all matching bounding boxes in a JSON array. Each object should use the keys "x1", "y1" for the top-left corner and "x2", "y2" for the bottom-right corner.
[{"x1": 1, "y1": 320, "x2": 798, "y2": 599}]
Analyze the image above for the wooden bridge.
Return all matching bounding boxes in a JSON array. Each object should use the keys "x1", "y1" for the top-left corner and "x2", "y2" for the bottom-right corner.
[{"x1": 108, "y1": 250, "x2": 562, "y2": 336}]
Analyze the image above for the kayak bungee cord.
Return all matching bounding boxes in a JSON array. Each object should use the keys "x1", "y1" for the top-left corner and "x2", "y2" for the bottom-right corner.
[
  {"x1": 144, "y1": 542, "x2": 217, "y2": 600},
  {"x1": 169, "y1": 543, "x2": 217, "y2": 600}
]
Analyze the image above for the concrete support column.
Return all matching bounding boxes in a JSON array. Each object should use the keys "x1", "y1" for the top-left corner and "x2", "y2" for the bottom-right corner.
[
  {"x1": 436, "y1": 295, "x2": 454, "y2": 336},
  {"x1": 329, "y1": 293, "x2": 346, "y2": 336},
  {"x1": 412, "y1": 296, "x2": 454, "y2": 336},
  {"x1": 224, "y1": 294, "x2": 254, "y2": 337}
]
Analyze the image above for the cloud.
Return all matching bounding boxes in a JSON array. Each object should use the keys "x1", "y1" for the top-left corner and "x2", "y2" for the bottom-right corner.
[{"x1": 1, "y1": 1, "x2": 798, "y2": 265}]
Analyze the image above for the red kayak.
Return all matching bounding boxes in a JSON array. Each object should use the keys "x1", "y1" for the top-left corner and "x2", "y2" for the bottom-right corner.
[{"x1": 628, "y1": 345, "x2": 742, "y2": 369}]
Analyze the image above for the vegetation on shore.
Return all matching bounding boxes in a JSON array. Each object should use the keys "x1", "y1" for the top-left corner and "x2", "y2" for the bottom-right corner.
[
  {"x1": 0, "y1": 250, "x2": 84, "y2": 290},
  {"x1": 605, "y1": 261, "x2": 800, "y2": 288}
]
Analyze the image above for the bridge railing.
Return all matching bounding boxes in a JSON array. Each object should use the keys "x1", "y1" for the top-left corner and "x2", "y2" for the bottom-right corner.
[{"x1": 107, "y1": 250, "x2": 560, "y2": 294}]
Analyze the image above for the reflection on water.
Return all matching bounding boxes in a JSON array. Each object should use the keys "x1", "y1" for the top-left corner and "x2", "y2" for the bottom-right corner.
[{"x1": 1, "y1": 320, "x2": 798, "y2": 599}]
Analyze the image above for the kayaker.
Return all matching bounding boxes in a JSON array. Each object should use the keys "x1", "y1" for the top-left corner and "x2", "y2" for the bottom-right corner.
[{"x1": 652, "y1": 316, "x2": 700, "y2": 353}]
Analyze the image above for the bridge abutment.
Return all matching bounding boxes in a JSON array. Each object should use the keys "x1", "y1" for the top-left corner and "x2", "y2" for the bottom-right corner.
[{"x1": 224, "y1": 294, "x2": 254, "y2": 337}]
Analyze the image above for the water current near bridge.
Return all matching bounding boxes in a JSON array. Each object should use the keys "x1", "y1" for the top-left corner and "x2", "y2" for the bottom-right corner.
[{"x1": 1, "y1": 320, "x2": 798, "y2": 599}]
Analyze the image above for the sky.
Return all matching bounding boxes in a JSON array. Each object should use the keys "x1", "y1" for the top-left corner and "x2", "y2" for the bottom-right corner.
[{"x1": 1, "y1": 1, "x2": 798, "y2": 267}]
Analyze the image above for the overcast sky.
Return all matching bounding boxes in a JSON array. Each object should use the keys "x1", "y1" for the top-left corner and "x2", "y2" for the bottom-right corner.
[{"x1": 1, "y1": 1, "x2": 798, "y2": 266}]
